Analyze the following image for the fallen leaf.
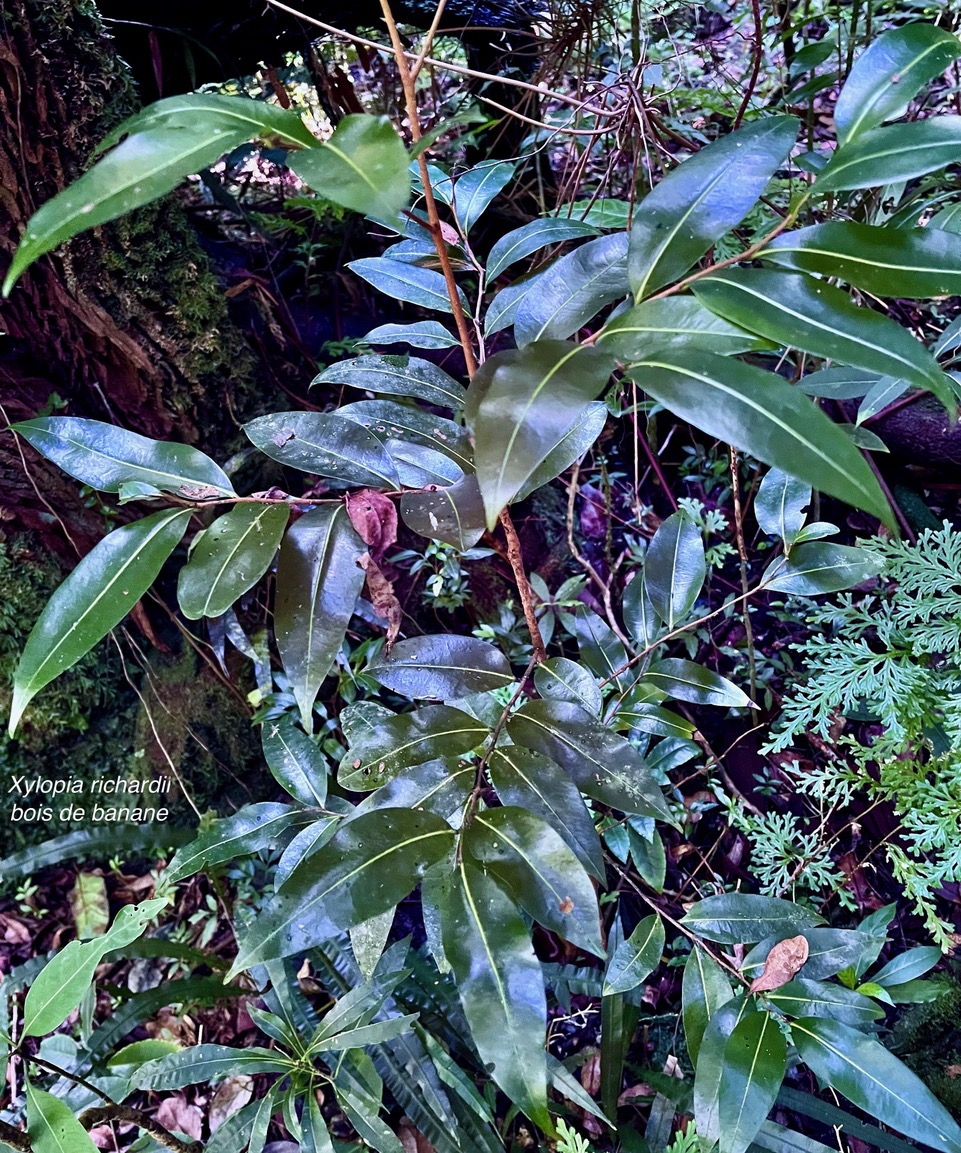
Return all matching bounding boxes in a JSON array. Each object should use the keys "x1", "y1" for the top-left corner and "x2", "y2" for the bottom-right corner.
[
  {"x1": 347, "y1": 490, "x2": 398, "y2": 561},
  {"x1": 398, "y1": 1118, "x2": 436, "y2": 1153},
  {"x1": 155, "y1": 1094, "x2": 203, "y2": 1141},
  {"x1": 581, "y1": 1052, "x2": 601, "y2": 1097},
  {"x1": 209, "y1": 1075, "x2": 254, "y2": 1132},
  {"x1": 749, "y1": 934, "x2": 810, "y2": 993},
  {"x1": 360, "y1": 553, "x2": 402, "y2": 649}
]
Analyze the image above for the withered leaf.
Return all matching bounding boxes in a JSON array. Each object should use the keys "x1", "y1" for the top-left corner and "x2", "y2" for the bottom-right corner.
[
  {"x1": 347, "y1": 489, "x2": 398, "y2": 561},
  {"x1": 749, "y1": 933, "x2": 809, "y2": 993},
  {"x1": 361, "y1": 553, "x2": 402, "y2": 650}
]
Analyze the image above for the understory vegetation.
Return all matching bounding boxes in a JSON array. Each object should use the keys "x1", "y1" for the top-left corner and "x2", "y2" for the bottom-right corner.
[{"x1": 7, "y1": 2, "x2": 961, "y2": 1152}]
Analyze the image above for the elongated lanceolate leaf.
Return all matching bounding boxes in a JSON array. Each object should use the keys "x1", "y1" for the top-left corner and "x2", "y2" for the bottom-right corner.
[
  {"x1": 362, "y1": 321, "x2": 460, "y2": 351},
  {"x1": 693, "y1": 998, "x2": 748, "y2": 1142},
  {"x1": 10, "y1": 509, "x2": 191, "y2": 736},
  {"x1": 166, "y1": 803, "x2": 299, "y2": 884},
  {"x1": 400, "y1": 474, "x2": 487, "y2": 550},
  {"x1": 642, "y1": 658, "x2": 751, "y2": 708},
  {"x1": 741, "y1": 929, "x2": 880, "y2": 983},
  {"x1": 755, "y1": 468, "x2": 810, "y2": 551},
  {"x1": 467, "y1": 340, "x2": 614, "y2": 529},
  {"x1": 681, "y1": 894, "x2": 824, "y2": 945},
  {"x1": 336, "y1": 400, "x2": 473, "y2": 473},
  {"x1": 313, "y1": 354, "x2": 466, "y2": 410},
  {"x1": 763, "y1": 978, "x2": 882, "y2": 1027},
  {"x1": 434, "y1": 860, "x2": 551, "y2": 1130},
  {"x1": 177, "y1": 502, "x2": 288, "y2": 620},
  {"x1": 366, "y1": 636, "x2": 514, "y2": 699},
  {"x1": 717, "y1": 1010, "x2": 787, "y2": 1153},
  {"x1": 629, "y1": 349, "x2": 895, "y2": 529},
  {"x1": 604, "y1": 914, "x2": 665, "y2": 995},
  {"x1": 872, "y1": 945, "x2": 942, "y2": 987},
  {"x1": 833, "y1": 24, "x2": 961, "y2": 147},
  {"x1": 26, "y1": 1081, "x2": 99, "y2": 1153},
  {"x1": 274, "y1": 505, "x2": 366, "y2": 732},
  {"x1": 792, "y1": 1017, "x2": 961, "y2": 1153},
  {"x1": 453, "y1": 160, "x2": 515, "y2": 233},
  {"x1": 229, "y1": 809, "x2": 454, "y2": 975},
  {"x1": 467, "y1": 807, "x2": 604, "y2": 956},
  {"x1": 515, "y1": 402, "x2": 608, "y2": 502},
  {"x1": 761, "y1": 542, "x2": 885, "y2": 595},
  {"x1": 514, "y1": 233, "x2": 629, "y2": 346},
  {"x1": 819, "y1": 117, "x2": 961, "y2": 193},
  {"x1": 645, "y1": 511, "x2": 706, "y2": 628},
  {"x1": 694, "y1": 270, "x2": 952, "y2": 411},
  {"x1": 763, "y1": 221, "x2": 961, "y2": 299},
  {"x1": 628, "y1": 117, "x2": 799, "y2": 300},
  {"x1": 597, "y1": 296, "x2": 769, "y2": 361},
  {"x1": 12, "y1": 417, "x2": 234, "y2": 496},
  {"x1": 130, "y1": 1043, "x2": 291, "y2": 1090},
  {"x1": 534, "y1": 657, "x2": 603, "y2": 717},
  {"x1": 244, "y1": 411, "x2": 399, "y2": 488},
  {"x1": 486, "y1": 217, "x2": 597, "y2": 281},
  {"x1": 349, "y1": 257, "x2": 468, "y2": 315},
  {"x1": 262, "y1": 716, "x2": 328, "y2": 807},
  {"x1": 683, "y1": 947, "x2": 735, "y2": 1065}
]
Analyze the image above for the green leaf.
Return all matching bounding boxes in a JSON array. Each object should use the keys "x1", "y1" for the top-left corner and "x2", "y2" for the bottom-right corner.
[
  {"x1": 515, "y1": 402, "x2": 608, "y2": 502},
  {"x1": 597, "y1": 296, "x2": 769, "y2": 361},
  {"x1": 263, "y1": 717, "x2": 328, "y2": 807},
  {"x1": 717, "y1": 1010, "x2": 786, "y2": 1153},
  {"x1": 534, "y1": 657, "x2": 603, "y2": 717},
  {"x1": 764, "y1": 978, "x2": 883, "y2": 1027},
  {"x1": 872, "y1": 945, "x2": 942, "y2": 988},
  {"x1": 274, "y1": 505, "x2": 366, "y2": 732},
  {"x1": 275, "y1": 817, "x2": 342, "y2": 889},
  {"x1": 487, "y1": 746, "x2": 605, "y2": 880},
  {"x1": 400, "y1": 474, "x2": 487, "y2": 550},
  {"x1": 466, "y1": 340, "x2": 614, "y2": 529},
  {"x1": 623, "y1": 574, "x2": 660, "y2": 648},
  {"x1": 487, "y1": 218, "x2": 597, "y2": 281},
  {"x1": 70, "y1": 872, "x2": 109, "y2": 940},
  {"x1": 229, "y1": 808, "x2": 455, "y2": 975},
  {"x1": 11, "y1": 417, "x2": 234, "y2": 496},
  {"x1": 763, "y1": 221, "x2": 961, "y2": 298},
  {"x1": 642, "y1": 658, "x2": 752, "y2": 708},
  {"x1": 856, "y1": 377, "x2": 908, "y2": 425},
  {"x1": 130, "y1": 1043, "x2": 291, "y2": 1089},
  {"x1": 573, "y1": 609, "x2": 630, "y2": 691},
  {"x1": 816, "y1": 118, "x2": 961, "y2": 191},
  {"x1": 604, "y1": 914, "x2": 665, "y2": 995},
  {"x1": 628, "y1": 117, "x2": 799, "y2": 300},
  {"x1": 761, "y1": 542, "x2": 885, "y2": 595},
  {"x1": 24, "y1": 897, "x2": 166, "y2": 1037},
  {"x1": 797, "y1": 367, "x2": 881, "y2": 399},
  {"x1": 611, "y1": 701, "x2": 694, "y2": 740},
  {"x1": 349, "y1": 909, "x2": 396, "y2": 981},
  {"x1": 645, "y1": 511, "x2": 706, "y2": 628},
  {"x1": 366, "y1": 635, "x2": 514, "y2": 699},
  {"x1": 681, "y1": 894, "x2": 823, "y2": 945},
  {"x1": 693, "y1": 997, "x2": 748, "y2": 1143},
  {"x1": 338, "y1": 704, "x2": 487, "y2": 792},
  {"x1": 693, "y1": 270, "x2": 952, "y2": 410},
  {"x1": 755, "y1": 468, "x2": 811, "y2": 551},
  {"x1": 630, "y1": 349, "x2": 895, "y2": 529},
  {"x1": 166, "y1": 803, "x2": 299, "y2": 884},
  {"x1": 683, "y1": 947, "x2": 735, "y2": 1065},
  {"x1": 349, "y1": 257, "x2": 468, "y2": 315},
  {"x1": 26, "y1": 1080, "x2": 99, "y2": 1153},
  {"x1": 10, "y1": 508, "x2": 191, "y2": 736},
  {"x1": 336, "y1": 400, "x2": 473, "y2": 473},
  {"x1": 453, "y1": 160, "x2": 515, "y2": 233},
  {"x1": 177, "y1": 502, "x2": 289, "y2": 620},
  {"x1": 313, "y1": 354, "x2": 466, "y2": 410},
  {"x1": 243, "y1": 410, "x2": 400, "y2": 488},
  {"x1": 335, "y1": 1058, "x2": 406, "y2": 1153},
  {"x1": 792, "y1": 1016, "x2": 961, "y2": 1153},
  {"x1": 467, "y1": 807, "x2": 605, "y2": 957},
  {"x1": 288, "y1": 114, "x2": 410, "y2": 218},
  {"x1": 629, "y1": 826, "x2": 667, "y2": 893},
  {"x1": 434, "y1": 860, "x2": 550, "y2": 1130},
  {"x1": 514, "y1": 233, "x2": 629, "y2": 345},
  {"x1": 363, "y1": 321, "x2": 460, "y2": 351},
  {"x1": 507, "y1": 699, "x2": 672, "y2": 820},
  {"x1": 833, "y1": 24, "x2": 961, "y2": 147}
]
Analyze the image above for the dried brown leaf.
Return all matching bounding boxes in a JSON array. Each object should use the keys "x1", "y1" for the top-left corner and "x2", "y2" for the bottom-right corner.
[
  {"x1": 360, "y1": 553, "x2": 402, "y2": 649},
  {"x1": 347, "y1": 490, "x2": 398, "y2": 561},
  {"x1": 749, "y1": 933, "x2": 810, "y2": 993}
]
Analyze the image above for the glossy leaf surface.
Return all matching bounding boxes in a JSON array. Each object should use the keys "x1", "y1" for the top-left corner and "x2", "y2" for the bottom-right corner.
[
  {"x1": 604, "y1": 914, "x2": 665, "y2": 995},
  {"x1": 534, "y1": 657, "x2": 603, "y2": 717},
  {"x1": 337, "y1": 400, "x2": 473, "y2": 473},
  {"x1": 400, "y1": 475, "x2": 487, "y2": 550},
  {"x1": 681, "y1": 894, "x2": 823, "y2": 944},
  {"x1": 816, "y1": 117, "x2": 961, "y2": 191},
  {"x1": 683, "y1": 947, "x2": 735, "y2": 1065},
  {"x1": 642, "y1": 658, "x2": 751, "y2": 708},
  {"x1": 244, "y1": 411, "x2": 400, "y2": 488},
  {"x1": 366, "y1": 635, "x2": 513, "y2": 699},
  {"x1": 26, "y1": 1081, "x2": 98, "y2": 1153},
  {"x1": 761, "y1": 542, "x2": 885, "y2": 595},
  {"x1": 262, "y1": 716, "x2": 328, "y2": 807},
  {"x1": 313, "y1": 354, "x2": 466, "y2": 410},
  {"x1": 167, "y1": 803, "x2": 299, "y2": 884},
  {"x1": 645, "y1": 511, "x2": 706, "y2": 628},
  {"x1": 598, "y1": 296, "x2": 768, "y2": 361},
  {"x1": 764, "y1": 978, "x2": 882, "y2": 1027},
  {"x1": 755, "y1": 468, "x2": 810, "y2": 551},
  {"x1": 717, "y1": 1010, "x2": 786, "y2": 1153},
  {"x1": 453, "y1": 160, "x2": 515, "y2": 233},
  {"x1": 487, "y1": 217, "x2": 597, "y2": 281},
  {"x1": 349, "y1": 257, "x2": 468, "y2": 314}
]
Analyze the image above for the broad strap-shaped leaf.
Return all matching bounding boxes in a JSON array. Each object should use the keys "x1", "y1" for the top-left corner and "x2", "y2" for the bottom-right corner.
[
  {"x1": 288, "y1": 114, "x2": 410, "y2": 218},
  {"x1": 761, "y1": 542, "x2": 885, "y2": 596},
  {"x1": 514, "y1": 233, "x2": 629, "y2": 345},
  {"x1": 792, "y1": 1017, "x2": 961, "y2": 1153},
  {"x1": 263, "y1": 717, "x2": 329, "y2": 807},
  {"x1": 597, "y1": 296, "x2": 769, "y2": 361},
  {"x1": 338, "y1": 704, "x2": 487, "y2": 792},
  {"x1": 487, "y1": 746, "x2": 605, "y2": 880},
  {"x1": 741, "y1": 929, "x2": 881, "y2": 983},
  {"x1": 366, "y1": 635, "x2": 513, "y2": 699},
  {"x1": 452, "y1": 160, "x2": 516, "y2": 233},
  {"x1": 274, "y1": 504, "x2": 366, "y2": 731},
  {"x1": 353, "y1": 759, "x2": 474, "y2": 823},
  {"x1": 313, "y1": 354, "x2": 466, "y2": 410},
  {"x1": 683, "y1": 947, "x2": 735, "y2": 1065},
  {"x1": 693, "y1": 997, "x2": 748, "y2": 1142},
  {"x1": 717, "y1": 1010, "x2": 787, "y2": 1153},
  {"x1": 515, "y1": 402, "x2": 608, "y2": 502},
  {"x1": 336, "y1": 400, "x2": 474, "y2": 473},
  {"x1": 177, "y1": 502, "x2": 289, "y2": 620},
  {"x1": 229, "y1": 808, "x2": 455, "y2": 975},
  {"x1": 244, "y1": 411, "x2": 400, "y2": 488},
  {"x1": 833, "y1": 24, "x2": 961, "y2": 147},
  {"x1": 628, "y1": 116, "x2": 799, "y2": 300},
  {"x1": 754, "y1": 468, "x2": 810, "y2": 552},
  {"x1": 534, "y1": 657, "x2": 603, "y2": 717},
  {"x1": 10, "y1": 508, "x2": 191, "y2": 736},
  {"x1": 432, "y1": 860, "x2": 551, "y2": 1130},
  {"x1": 400, "y1": 474, "x2": 487, "y2": 550},
  {"x1": 130, "y1": 1043, "x2": 291, "y2": 1090},
  {"x1": 11, "y1": 417, "x2": 234, "y2": 496},
  {"x1": 349, "y1": 256, "x2": 468, "y2": 315},
  {"x1": 622, "y1": 573, "x2": 660, "y2": 649},
  {"x1": 763, "y1": 978, "x2": 882, "y2": 1027},
  {"x1": 609, "y1": 699, "x2": 694, "y2": 741},
  {"x1": 466, "y1": 807, "x2": 605, "y2": 956},
  {"x1": 362, "y1": 321, "x2": 460, "y2": 351},
  {"x1": 487, "y1": 217, "x2": 597, "y2": 281},
  {"x1": 604, "y1": 914, "x2": 665, "y2": 995},
  {"x1": 24, "y1": 897, "x2": 166, "y2": 1037},
  {"x1": 302, "y1": 1089, "x2": 336, "y2": 1153},
  {"x1": 641, "y1": 658, "x2": 751, "y2": 708},
  {"x1": 506, "y1": 699, "x2": 672, "y2": 820},
  {"x1": 645, "y1": 511, "x2": 706, "y2": 628},
  {"x1": 466, "y1": 340, "x2": 615, "y2": 529},
  {"x1": 167, "y1": 803, "x2": 300, "y2": 884},
  {"x1": 681, "y1": 893, "x2": 824, "y2": 945},
  {"x1": 763, "y1": 221, "x2": 961, "y2": 299},
  {"x1": 693, "y1": 270, "x2": 952, "y2": 410},
  {"x1": 573, "y1": 609, "x2": 631, "y2": 692},
  {"x1": 26, "y1": 1080, "x2": 99, "y2": 1153},
  {"x1": 814, "y1": 117, "x2": 961, "y2": 192},
  {"x1": 872, "y1": 945, "x2": 942, "y2": 988},
  {"x1": 629, "y1": 349, "x2": 895, "y2": 529}
]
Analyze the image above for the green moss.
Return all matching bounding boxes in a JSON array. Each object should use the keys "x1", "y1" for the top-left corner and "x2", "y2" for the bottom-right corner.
[{"x1": 891, "y1": 978, "x2": 961, "y2": 1118}]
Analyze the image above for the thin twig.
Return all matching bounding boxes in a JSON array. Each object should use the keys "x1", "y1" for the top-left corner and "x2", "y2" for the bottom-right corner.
[
  {"x1": 729, "y1": 447, "x2": 757, "y2": 702},
  {"x1": 498, "y1": 509, "x2": 547, "y2": 662},
  {"x1": 79, "y1": 1106, "x2": 202, "y2": 1153},
  {"x1": 733, "y1": 0, "x2": 764, "y2": 128}
]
